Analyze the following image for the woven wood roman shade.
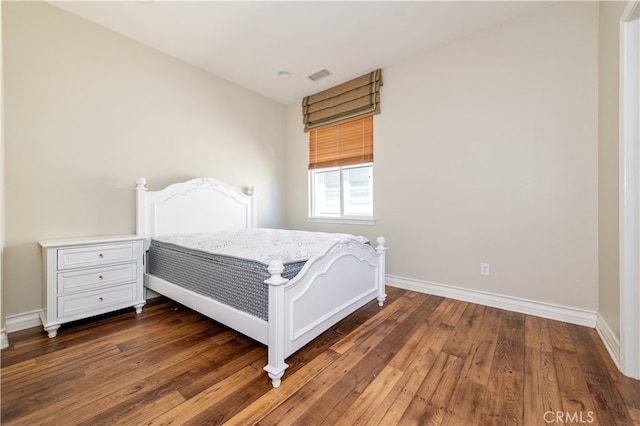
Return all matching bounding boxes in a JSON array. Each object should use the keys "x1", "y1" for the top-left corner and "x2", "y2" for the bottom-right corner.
[
  {"x1": 302, "y1": 69, "x2": 382, "y2": 132},
  {"x1": 308, "y1": 116, "x2": 373, "y2": 170}
]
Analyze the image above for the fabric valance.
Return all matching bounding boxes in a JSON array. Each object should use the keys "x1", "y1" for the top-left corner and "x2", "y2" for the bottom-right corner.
[{"x1": 302, "y1": 69, "x2": 382, "y2": 132}]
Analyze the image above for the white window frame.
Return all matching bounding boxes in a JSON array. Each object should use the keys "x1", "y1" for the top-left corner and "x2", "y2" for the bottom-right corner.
[{"x1": 308, "y1": 163, "x2": 375, "y2": 225}]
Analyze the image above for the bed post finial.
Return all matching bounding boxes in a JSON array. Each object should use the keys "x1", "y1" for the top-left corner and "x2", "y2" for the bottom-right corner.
[
  {"x1": 135, "y1": 178, "x2": 148, "y2": 237},
  {"x1": 246, "y1": 185, "x2": 257, "y2": 228},
  {"x1": 265, "y1": 259, "x2": 287, "y2": 286},
  {"x1": 135, "y1": 177, "x2": 147, "y2": 189}
]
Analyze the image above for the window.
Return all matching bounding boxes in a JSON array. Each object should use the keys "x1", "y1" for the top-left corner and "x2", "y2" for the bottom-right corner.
[
  {"x1": 302, "y1": 69, "x2": 382, "y2": 223},
  {"x1": 310, "y1": 163, "x2": 373, "y2": 218},
  {"x1": 308, "y1": 117, "x2": 374, "y2": 221}
]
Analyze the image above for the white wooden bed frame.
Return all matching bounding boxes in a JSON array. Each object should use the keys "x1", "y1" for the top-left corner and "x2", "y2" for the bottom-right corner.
[{"x1": 135, "y1": 177, "x2": 387, "y2": 387}]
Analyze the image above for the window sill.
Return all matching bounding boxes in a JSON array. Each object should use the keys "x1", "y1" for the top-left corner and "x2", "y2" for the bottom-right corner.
[{"x1": 307, "y1": 216, "x2": 376, "y2": 226}]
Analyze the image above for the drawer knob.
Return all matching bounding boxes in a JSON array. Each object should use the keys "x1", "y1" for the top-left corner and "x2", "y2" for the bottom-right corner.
[
  {"x1": 99, "y1": 297, "x2": 104, "y2": 302},
  {"x1": 98, "y1": 275, "x2": 104, "y2": 280},
  {"x1": 98, "y1": 253, "x2": 104, "y2": 258}
]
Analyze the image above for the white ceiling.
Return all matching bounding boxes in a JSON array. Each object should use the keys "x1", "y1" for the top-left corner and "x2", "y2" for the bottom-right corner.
[{"x1": 50, "y1": 1, "x2": 552, "y2": 105}]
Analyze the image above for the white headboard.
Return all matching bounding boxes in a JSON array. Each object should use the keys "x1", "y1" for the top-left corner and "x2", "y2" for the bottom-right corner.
[{"x1": 135, "y1": 177, "x2": 257, "y2": 240}]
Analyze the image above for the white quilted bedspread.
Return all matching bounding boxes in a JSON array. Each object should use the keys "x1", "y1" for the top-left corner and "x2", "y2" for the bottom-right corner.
[{"x1": 153, "y1": 228, "x2": 369, "y2": 265}]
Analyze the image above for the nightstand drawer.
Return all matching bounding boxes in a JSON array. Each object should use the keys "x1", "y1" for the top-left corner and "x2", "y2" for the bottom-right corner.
[
  {"x1": 57, "y1": 283, "x2": 136, "y2": 318},
  {"x1": 57, "y1": 263, "x2": 137, "y2": 294},
  {"x1": 57, "y1": 243, "x2": 136, "y2": 270}
]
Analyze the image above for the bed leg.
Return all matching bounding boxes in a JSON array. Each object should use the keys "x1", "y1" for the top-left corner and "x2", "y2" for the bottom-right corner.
[
  {"x1": 134, "y1": 302, "x2": 145, "y2": 314},
  {"x1": 264, "y1": 364, "x2": 288, "y2": 388},
  {"x1": 376, "y1": 236, "x2": 387, "y2": 307},
  {"x1": 377, "y1": 294, "x2": 387, "y2": 307},
  {"x1": 265, "y1": 259, "x2": 290, "y2": 388}
]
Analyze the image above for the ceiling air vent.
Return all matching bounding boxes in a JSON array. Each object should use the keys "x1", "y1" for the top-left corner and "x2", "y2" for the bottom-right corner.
[{"x1": 307, "y1": 69, "x2": 332, "y2": 82}]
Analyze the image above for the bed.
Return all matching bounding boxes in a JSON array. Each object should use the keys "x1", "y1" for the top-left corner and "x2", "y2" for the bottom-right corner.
[{"x1": 135, "y1": 177, "x2": 387, "y2": 387}]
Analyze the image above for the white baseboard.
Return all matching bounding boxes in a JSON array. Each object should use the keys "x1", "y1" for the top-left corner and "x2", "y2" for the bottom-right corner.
[
  {"x1": 1, "y1": 329, "x2": 9, "y2": 350},
  {"x1": 387, "y1": 275, "x2": 598, "y2": 328},
  {"x1": 5, "y1": 310, "x2": 43, "y2": 333},
  {"x1": 3, "y1": 294, "x2": 162, "y2": 336},
  {"x1": 1, "y1": 311, "x2": 41, "y2": 349},
  {"x1": 595, "y1": 314, "x2": 621, "y2": 370}
]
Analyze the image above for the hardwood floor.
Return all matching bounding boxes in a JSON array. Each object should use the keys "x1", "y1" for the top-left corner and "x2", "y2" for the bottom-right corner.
[{"x1": 2, "y1": 287, "x2": 639, "y2": 425}]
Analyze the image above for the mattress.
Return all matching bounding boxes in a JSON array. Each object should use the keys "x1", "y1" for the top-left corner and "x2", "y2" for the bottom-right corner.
[{"x1": 147, "y1": 229, "x2": 368, "y2": 321}]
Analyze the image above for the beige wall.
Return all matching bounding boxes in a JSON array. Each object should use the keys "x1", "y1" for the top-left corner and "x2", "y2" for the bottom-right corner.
[
  {"x1": 2, "y1": 2, "x2": 287, "y2": 316},
  {"x1": 286, "y1": 2, "x2": 600, "y2": 311},
  {"x1": 598, "y1": 1, "x2": 627, "y2": 340}
]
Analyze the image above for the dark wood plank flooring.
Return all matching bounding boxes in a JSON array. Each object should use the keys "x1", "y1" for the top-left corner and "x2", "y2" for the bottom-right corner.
[{"x1": 2, "y1": 287, "x2": 639, "y2": 425}]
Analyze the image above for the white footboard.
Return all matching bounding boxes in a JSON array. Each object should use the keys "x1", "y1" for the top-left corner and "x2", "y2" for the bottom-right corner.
[{"x1": 263, "y1": 237, "x2": 386, "y2": 387}]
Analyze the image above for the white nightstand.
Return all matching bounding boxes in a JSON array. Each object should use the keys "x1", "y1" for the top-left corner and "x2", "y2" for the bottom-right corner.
[{"x1": 39, "y1": 235, "x2": 146, "y2": 338}]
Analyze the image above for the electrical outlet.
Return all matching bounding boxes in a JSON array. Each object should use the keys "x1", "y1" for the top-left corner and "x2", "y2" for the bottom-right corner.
[{"x1": 480, "y1": 263, "x2": 490, "y2": 276}]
